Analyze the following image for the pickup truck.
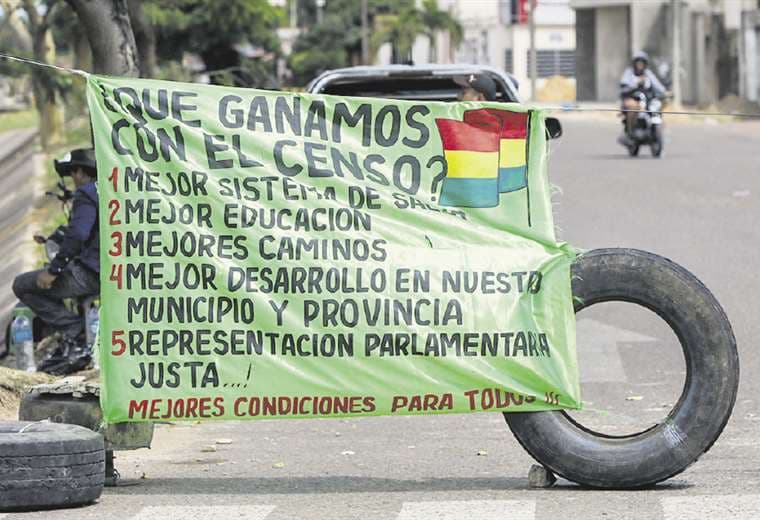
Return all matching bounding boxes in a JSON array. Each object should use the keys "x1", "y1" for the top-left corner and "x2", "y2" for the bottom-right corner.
[
  {"x1": 307, "y1": 64, "x2": 521, "y2": 103},
  {"x1": 307, "y1": 64, "x2": 561, "y2": 138}
]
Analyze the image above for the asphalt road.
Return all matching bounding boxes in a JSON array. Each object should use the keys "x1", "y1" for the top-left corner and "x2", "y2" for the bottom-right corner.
[
  {"x1": 0, "y1": 129, "x2": 39, "y2": 344},
  {"x1": 5, "y1": 117, "x2": 760, "y2": 519}
]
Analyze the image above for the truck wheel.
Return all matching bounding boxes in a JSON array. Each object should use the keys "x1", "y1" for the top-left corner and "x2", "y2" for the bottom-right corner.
[
  {"x1": 504, "y1": 248, "x2": 739, "y2": 488},
  {"x1": 0, "y1": 421, "x2": 104, "y2": 511}
]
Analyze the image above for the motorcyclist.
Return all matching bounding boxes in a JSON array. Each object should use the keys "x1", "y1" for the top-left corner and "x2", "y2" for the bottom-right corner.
[
  {"x1": 12, "y1": 148, "x2": 99, "y2": 375},
  {"x1": 619, "y1": 51, "x2": 666, "y2": 142}
]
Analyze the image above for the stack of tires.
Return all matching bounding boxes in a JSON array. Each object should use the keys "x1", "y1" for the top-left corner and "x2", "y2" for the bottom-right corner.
[{"x1": 0, "y1": 421, "x2": 104, "y2": 511}]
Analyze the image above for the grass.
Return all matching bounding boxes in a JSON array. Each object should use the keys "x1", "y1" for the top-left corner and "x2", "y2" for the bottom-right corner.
[{"x1": 0, "y1": 109, "x2": 38, "y2": 133}]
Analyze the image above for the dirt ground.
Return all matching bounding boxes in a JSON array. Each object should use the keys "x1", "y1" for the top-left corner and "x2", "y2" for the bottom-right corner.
[{"x1": 0, "y1": 366, "x2": 55, "y2": 420}]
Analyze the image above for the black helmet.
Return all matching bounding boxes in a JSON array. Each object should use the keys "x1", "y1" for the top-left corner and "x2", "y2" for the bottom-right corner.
[
  {"x1": 632, "y1": 51, "x2": 649, "y2": 65},
  {"x1": 54, "y1": 148, "x2": 97, "y2": 177}
]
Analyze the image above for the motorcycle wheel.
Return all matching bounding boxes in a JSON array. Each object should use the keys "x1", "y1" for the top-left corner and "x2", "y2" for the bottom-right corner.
[
  {"x1": 651, "y1": 125, "x2": 663, "y2": 158},
  {"x1": 505, "y1": 248, "x2": 739, "y2": 488},
  {"x1": 627, "y1": 142, "x2": 640, "y2": 157}
]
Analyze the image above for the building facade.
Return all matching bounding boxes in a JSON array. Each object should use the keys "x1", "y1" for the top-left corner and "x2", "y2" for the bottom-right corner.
[
  {"x1": 376, "y1": 0, "x2": 578, "y2": 100},
  {"x1": 571, "y1": 0, "x2": 760, "y2": 104}
]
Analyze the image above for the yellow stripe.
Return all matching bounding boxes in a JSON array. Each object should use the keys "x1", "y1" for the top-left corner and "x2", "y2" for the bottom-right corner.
[
  {"x1": 499, "y1": 139, "x2": 526, "y2": 168},
  {"x1": 444, "y1": 150, "x2": 498, "y2": 179}
]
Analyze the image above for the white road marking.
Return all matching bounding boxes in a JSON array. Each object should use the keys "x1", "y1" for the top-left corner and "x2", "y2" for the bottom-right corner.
[
  {"x1": 575, "y1": 318, "x2": 658, "y2": 383},
  {"x1": 396, "y1": 500, "x2": 535, "y2": 520},
  {"x1": 129, "y1": 505, "x2": 275, "y2": 520},
  {"x1": 662, "y1": 495, "x2": 760, "y2": 519}
]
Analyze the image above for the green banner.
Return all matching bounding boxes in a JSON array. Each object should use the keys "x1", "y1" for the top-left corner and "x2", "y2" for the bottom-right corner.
[{"x1": 87, "y1": 75, "x2": 580, "y2": 423}]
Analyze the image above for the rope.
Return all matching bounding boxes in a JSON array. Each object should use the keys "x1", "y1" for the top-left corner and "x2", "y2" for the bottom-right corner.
[
  {"x1": 541, "y1": 105, "x2": 760, "y2": 118},
  {"x1": 0, "y1": 53, "x2": 88, "y2": 78}
]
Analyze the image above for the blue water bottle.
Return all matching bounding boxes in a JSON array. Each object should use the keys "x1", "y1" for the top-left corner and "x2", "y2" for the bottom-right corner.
[{"x1": 11, "y1": 315, "x2": 35, "y2": 372}]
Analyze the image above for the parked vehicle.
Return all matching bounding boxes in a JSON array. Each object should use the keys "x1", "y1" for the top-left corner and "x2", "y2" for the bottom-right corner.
[
  {"x1": 307, "y1": 64, "x2": 739, "y2": 488},
  {"x1": 308, "y1": 64, "x2": 521, "y2": 103}
]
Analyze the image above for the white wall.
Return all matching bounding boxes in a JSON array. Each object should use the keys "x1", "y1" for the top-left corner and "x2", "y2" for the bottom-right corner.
[
  {"x1": 595, "y1": 5, "x2": 630, "y2": 101},
  {"x1": 377, "y1": 0, "x2": 578, "y2": 99}
]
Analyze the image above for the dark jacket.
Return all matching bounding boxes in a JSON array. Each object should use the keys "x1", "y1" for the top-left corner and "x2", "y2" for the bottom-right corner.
[{"x1": 48, "y1": 182, "x2": 99, "y2": 275}]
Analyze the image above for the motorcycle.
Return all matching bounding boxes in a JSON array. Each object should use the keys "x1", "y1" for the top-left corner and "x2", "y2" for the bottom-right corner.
[
  {"x1": 2, "y1": 179, "x2": 100, "y2": 368},
  {"x1": 620, "y1": 88, "x2": 665, "y2": 157}
]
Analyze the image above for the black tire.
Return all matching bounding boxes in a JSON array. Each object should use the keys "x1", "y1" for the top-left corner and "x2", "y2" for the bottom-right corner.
[
  {"x1": 19, "y1": 393, "x2": 103, "y2": 432},
  {"x1": 651, "y1": 125, "x2": 663, "y2": 157},
  {"x1": 505, "y1": 248, "x2": 739, "y2": 488},
  {"x1": 0, "y1": 421, "x2": 105, "y2": 511},
  {"x1": 627, "y1": 142, "x2": 639, "y2": 156}
]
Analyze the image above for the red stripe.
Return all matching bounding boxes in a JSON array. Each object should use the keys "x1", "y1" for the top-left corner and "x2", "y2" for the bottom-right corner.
[
  {"x1": 435, "y1": 117, "x2": 501, "y2": 152},
  {"x1": 464, "y1": 108, "x2": 528, "y2": 138}
]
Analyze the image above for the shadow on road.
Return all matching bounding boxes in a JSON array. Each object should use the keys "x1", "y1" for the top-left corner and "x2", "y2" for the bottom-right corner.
[
  {"x1": 107, "y1": 476, "x2": 528, "y2": 495},
  {"x1": 105, "y1": 476, "x2": 693, "y2": 495}
]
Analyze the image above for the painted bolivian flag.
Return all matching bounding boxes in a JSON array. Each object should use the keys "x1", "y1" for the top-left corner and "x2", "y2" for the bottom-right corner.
[
  {"x1": 435, "y1": 113, "x2": 501, "y2": 208},
  {"x1": 464, "y1": 109, "x2": 528, "y2": 193}
]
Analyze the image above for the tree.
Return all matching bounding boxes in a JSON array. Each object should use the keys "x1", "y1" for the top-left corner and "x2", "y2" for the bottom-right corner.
[
  {"x1": 0, "y1": 0, "x2": 32, "y2": 52},
  {"x1": 418, "y1": 0, "x2": 462, "y2": 63},
  {"x1": 127, "y1": 0, "x2": 156, "y2": 77},
  {"x1": 288, "y1": 0, "x2": 462, "y2": 83},
  {"x1": 372, "y1": 0, "x2": 462, "y2": 64},
  {"x1": 21, "y1": 0, "x2": 66, "y2": 148},
  {"x1": 48, "y1": 3, "x2": 92, "y2": 70},
  {"x1": 145, "y1": 0, "x2": 280, "y2": 86},
  {"x1": 64, "y1": 0, "x2": 139, "y2": 75},
  {"x1": 371, "y1": 5, "x2": 422, "y2": 64},
  {"x1": 288, "y1": 0, "x2": 407, "y2": 85},
  {"x1": 288, "y1": 13, "x2": 356, "y2": 86}
]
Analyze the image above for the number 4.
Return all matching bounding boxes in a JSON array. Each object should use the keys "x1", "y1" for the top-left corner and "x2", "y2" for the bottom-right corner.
[{"x1": 109, "y1": 264, "x2": 123, "y2": 289}]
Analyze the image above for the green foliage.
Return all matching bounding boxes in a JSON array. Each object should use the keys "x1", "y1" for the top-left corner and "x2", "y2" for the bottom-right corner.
[
  {"x1": 287, "y1": 0, "x2": 407, "y2": 85},
  {"x1": 0, "y1": 58, "x2": 28, "y2": 80},
  {"x1": 49, "y1": 2, "x2": 81, "y2": 55},
  {"x1": 288, "y1": 14, "x2": 352, "y2": 86},
  {"x1": 288, "y1": 0, "x2": 462, "y2": 85},
  {"x1": 154, "y1": 61, "x2": 195, "y2": 83},
  {"x1": 144, "y1": 0, "x2": 282, "y2": 76},
  {"x1": 373, "y1": 0, "x2": 462, "y2": 62},
  {"x1": 372, "y1": 6, "x2": 423, "y2": 63}
]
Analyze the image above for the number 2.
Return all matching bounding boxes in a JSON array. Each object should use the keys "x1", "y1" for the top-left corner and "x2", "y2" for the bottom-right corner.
[{"x1": 108, "y1": 200, "x2": 121, "y2": 225}]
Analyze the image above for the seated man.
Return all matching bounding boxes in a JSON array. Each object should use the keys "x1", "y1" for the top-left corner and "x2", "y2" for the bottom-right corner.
[
  {"x1": 456, "y1": 73, "x2": 498, "y2": 102},
  {"x1": 12, "y1": 148, "x2": 99, "y2": 375}
]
